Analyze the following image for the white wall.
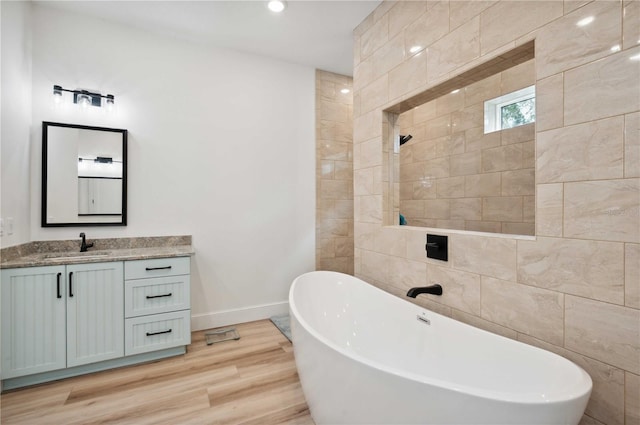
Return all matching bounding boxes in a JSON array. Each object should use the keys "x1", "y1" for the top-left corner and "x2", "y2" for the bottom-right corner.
[
  {"x1": 29, "y1": 5, "x2": 316, "y2": 328},
  {"x1": 1, "y1": 1, "x2": 33, "y2": 248}
]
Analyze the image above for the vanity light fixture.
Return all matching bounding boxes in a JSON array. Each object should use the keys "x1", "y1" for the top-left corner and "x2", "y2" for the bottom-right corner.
[
  {"x1": 267, "y1": 0, "x2": 286, "y2": 13},
  {"x1": 52, "y1": 85, "x2": 115, "y2": 108}
]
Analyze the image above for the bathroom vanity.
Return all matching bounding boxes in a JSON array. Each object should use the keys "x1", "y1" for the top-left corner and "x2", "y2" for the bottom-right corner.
[{"x1": 0, "y1": 236, "x2": 194, "y2": 390}]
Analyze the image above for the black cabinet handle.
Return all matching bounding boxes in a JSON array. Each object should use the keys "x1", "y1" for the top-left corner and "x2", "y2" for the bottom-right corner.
[
  {"x1": 69, "y1": 272, "x2": 74, "y2": 298},
  {"x1": 146, "y1": 329, "x2": 172, "y2": 336},
  {"x1": 56, "y1": 273, "x2": 62, "y2": 299},
  {"x1": 145, "y1": 266, "x2": 172, "y2": 271},
  {"x1": 146, "y1": 293, "x2": 172, "y2": 299}
]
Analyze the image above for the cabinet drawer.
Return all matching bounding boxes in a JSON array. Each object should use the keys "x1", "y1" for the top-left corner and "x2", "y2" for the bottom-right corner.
[
  {"x1": 125, "y1": 275, "x2": 190, "y2": 318},
  {"x1": 125, "y1": 257, "x2": 190, "y2": 280},
  {"x1": 125, "y1": 310, "x2": 191, "y2": 356}
]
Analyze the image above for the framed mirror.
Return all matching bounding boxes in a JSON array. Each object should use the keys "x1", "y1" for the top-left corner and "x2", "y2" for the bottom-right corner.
[{"x1": 42, "y1": 121, "x2": 127, "y2": 227}]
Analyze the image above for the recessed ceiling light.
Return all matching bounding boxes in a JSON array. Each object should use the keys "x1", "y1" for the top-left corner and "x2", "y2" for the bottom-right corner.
[
  {"x1": 267, "y1": 0, "x2": 286, "y2": 13},
  {"x1": 340, "y1": 88, "x2": 350, "y2": 94},
  {"x1": 576, "y1": 16, "x2": 594, "y2": 27}
]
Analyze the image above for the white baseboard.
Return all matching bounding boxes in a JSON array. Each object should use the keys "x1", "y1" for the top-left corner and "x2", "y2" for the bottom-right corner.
[{"x1": 191, "y1": 301, "x2": 289, "y2": 331}]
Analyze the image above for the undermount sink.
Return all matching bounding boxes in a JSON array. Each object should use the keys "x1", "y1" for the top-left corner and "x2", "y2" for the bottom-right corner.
[{"x1": 43, "y1": 252, "x2": 110, "y2": 260}]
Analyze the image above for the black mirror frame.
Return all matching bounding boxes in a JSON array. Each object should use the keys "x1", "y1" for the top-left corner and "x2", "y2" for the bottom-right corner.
[{"x1": 42, "y1": 121, "x2": 128, "y2": 227}]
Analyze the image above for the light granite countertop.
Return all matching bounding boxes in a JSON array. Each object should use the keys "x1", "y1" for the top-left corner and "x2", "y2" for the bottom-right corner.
[{"x1": 0, "y1": 236, "x2": 194, "y2": 269}]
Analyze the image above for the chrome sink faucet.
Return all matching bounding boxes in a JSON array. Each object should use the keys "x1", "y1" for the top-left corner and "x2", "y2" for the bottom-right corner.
[{"x1": 79, "y1": 232, "x2": 94, "y2": 252}]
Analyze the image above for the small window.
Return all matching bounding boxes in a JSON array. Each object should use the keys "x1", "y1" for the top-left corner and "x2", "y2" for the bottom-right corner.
[{"x1": 484, "y1": 85, "x2": 535, "y2": 133}]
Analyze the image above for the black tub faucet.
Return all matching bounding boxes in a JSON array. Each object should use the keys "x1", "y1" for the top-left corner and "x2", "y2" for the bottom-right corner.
[
  {"x1": 79, "y1": 232, "x2": 94, "y2": 252},
  {"x1": 407, "y1": 284, "x2": 443, "y2": 298}
]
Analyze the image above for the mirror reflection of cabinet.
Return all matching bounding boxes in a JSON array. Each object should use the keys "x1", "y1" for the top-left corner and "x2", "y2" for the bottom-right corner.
[{"x1": 42, "y1": 121, "x2": 127, "y2": 227}]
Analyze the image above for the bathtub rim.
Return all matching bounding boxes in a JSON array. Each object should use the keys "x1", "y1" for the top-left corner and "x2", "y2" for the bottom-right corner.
[{"x1": 289, "y1": 270, "x2": 592, "y2": 406}]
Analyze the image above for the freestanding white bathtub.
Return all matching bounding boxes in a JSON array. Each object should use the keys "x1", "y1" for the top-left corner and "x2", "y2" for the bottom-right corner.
[{"x1": 289, "y1": 271, "x2": 592, "y2": 425}]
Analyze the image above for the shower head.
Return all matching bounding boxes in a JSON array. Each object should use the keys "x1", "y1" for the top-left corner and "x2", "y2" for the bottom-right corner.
[{"x1": 399, "y1": 134, "x2": 413, "y2": 146}]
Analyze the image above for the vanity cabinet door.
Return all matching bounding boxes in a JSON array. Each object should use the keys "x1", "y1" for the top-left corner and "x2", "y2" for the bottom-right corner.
[
  {"x1": 66, "y1": 262, "x2": 124, "y2": 367},
  {"x1": 1, "y1": 266, "x2": 67, "y2": 379}
]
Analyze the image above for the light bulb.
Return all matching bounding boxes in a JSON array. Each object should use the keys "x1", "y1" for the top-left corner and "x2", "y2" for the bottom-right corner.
[{"x1": 78, "y1": 94, "x2": 91, "y2": 109}]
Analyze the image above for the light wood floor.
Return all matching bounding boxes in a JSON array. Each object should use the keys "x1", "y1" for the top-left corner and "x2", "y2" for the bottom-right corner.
[{"x1": 0, "y1": 320, "x2": 314, "y2": 425}]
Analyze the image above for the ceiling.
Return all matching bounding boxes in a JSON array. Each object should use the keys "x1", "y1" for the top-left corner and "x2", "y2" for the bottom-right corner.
[{"x1": 35, "y1": 0, "x2": 382, "y2": 76}]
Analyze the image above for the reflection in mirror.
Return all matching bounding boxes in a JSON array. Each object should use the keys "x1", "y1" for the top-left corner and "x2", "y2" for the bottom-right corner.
[
  {"x1": 42, "y1": 121, "x2": 127, "y2": 227},
  {"x1": 397, "y1": 59, "x2": 535, "y2": 236}
]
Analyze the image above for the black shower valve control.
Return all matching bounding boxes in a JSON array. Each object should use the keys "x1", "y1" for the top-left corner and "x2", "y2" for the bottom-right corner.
[{"x1": 425, "y1": 234, "x2": 448, "y2": 262}]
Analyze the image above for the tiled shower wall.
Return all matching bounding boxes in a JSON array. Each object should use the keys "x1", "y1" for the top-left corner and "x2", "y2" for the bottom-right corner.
[
  {"x1": 398, "y1": 59, "x2": 535, "y2": 234},
  {"x1": 353, "y1": 2, "x2": 639, "y2": 425},
  {"x1": 316, "y1": 70, "x2": 354, "y2": 274}
]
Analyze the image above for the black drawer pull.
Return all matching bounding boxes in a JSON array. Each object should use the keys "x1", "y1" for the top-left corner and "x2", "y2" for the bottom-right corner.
[
  {"x1": 146, "y1": 293, "x2": 172, "y2": 299},
  {"x1": 145, "y1": 266, "x2": 172, "y2": 271},
  {"x1": 146, "y1": 329, "x2": 172, "y2": 336},
  {"x1": 69, "y1": 272, "x2": 74, "y2": 298},
  {"x1": 56, "y1": 273, "x2": 62, "y2": 299}
]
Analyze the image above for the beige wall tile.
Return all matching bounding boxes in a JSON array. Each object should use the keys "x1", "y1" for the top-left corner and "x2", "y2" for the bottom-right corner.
[
  {"x1": 623, "y1": 0, "x2": 640, "y2": 50},
  {"x1": 482, "y1": 144, "x2": 523, "y2": 172},
  {"x1": 465, "y1": 220, "x2": 502, "y2": 233},
  {"x1": 388, "y1": 51, "x2": 428, "y2": 101},
  {"x1": 320, "y1": 101, "x2": 349, "y2": 123},
  {"x1": 501, "y1": 222, "x2": 534, "y2": 236},
  {"x1": 449, "y1": 151, "x2": 481, "y2": 177},
  {"x1": 626, "y1": 112, "x2": 640, "y2": 178},
  {"x1": 451, "y1": 309, "x2": 517, "y2": 339},
  {"x1": 360, "y1": 14, "x2": 389, "y2": 59},
  {"x1": 372, "y1": 33, "x2": 405, "y2": 80},
  {"x1": 517, "y1": 237, "x2": 625, "y2": 304},
  {"x1": 404, "y1": 1, "x2": 450, "y2": 54},
  {"x1": 359, "y1": 137, "x2": 383, "y2": 169},
  {"x1": 388, "y1": 256, "x2": 427, "y2": 291},
  {"x1": 318, "y1": 140, "x2": 352, "y2": 162},
  {"x1": 465, "y1": 172, "x2": 501, "y2": 197},
  {"x1": 523, "y1": 195, "x2": 534, "y2": 223},
  {"x1": 450, "y1": 1, "x2": 497, "y2": 31},
  {"x1": 481, "y1": 276, "x2": 564, "y2": 345},
  {"x1": 424, "y1": 199, "x2": 451, "y2": 219},
  {"x1": 483, "y1": 196, "x2": 523, "y2": 222},
  {"x1": 436, "y1": 219, "x2": 465, "y2": 229},
  {"x1": 564, "y1": 0, "x2": 591, "y2": 15},
  {"x1": 354, "y1": 109, "x2": 382, "y2": 144},
  {"x1": 565, "y1": 295, "x2": 640, "y2": 374},
  {"x1": 500, "y1": 59, "x2": 535, "y2": 94},
  {"x1": 400, "y1": 199, "x2": 424, "y2": 218},
  {"x1": 627, "y1": 372, "x2": 640, "y2": 425},
  {"x1": 357, "y1": 194, "x2": 383, "y2": 223},
  {"x1": 436, "y1": 133, "x2": 465, "y2": 158},
  {"x1": 537, "y1": 116, "x2": 625, "y2": 183},
  {"x1": 354, "y1": 221, "x2": 377, "y2": 251},
  {"x1": 451, "y1": 233, "x2": 517, "y2": 280},
  {"x1": 426, "y1": 265, "x2": 481, "y2": 315},
  {"x1": 427, "y1": 17, "x2": 480, "y2": 80},
  {"x1": 360, "y1": 75, "x2": 389, "y2": 114},
  {"x1": 411, "y1": 138, "x2": 437, "y2": 162},
  {"x1": 536, "y1": 1, "x2": 622, "y2": 79},
  {"x1": 501, "y1": 169, "x2": 535, "y2": 196},
  {"x1": 451, "y1": 198, "x2": 482, "y2": 221},
  {"x1": 334, "y1": 161, "x2": 353, "y2": 181},
  {"x1": 413, "y1": 179, "x2": 438, "y2": 200},
  {"x1": 388, "y1": 0, "x2": 427, "y2": 39},
  {"x1": 451, "y1": 104, "x2": 483, "y2": 133},
  {"x1": 334, "y1": 237, "x2": 354, "y2": 258},
  {"x1": 437, "y1": 176, "x2": 465, "y2": 198},
  {"x1": 360, "y1": 249, "x2": 391, "y2": 282},
  {"x1": 436, "y1": 90, "x2": 465, "y2": 116},
  {"x1": 424, "y1": 114, "x2": 452, "y2": 140},
  {"x1": 412, "y1": 100, "x2": 437, "y2": 124},
  {"x1": 354, "y1": 168, "x2": 374, "y2": 196},
  {"x1": 375, "y1": 226, "x2": 406, "y2": 257},
  {"x1": 626, "y1": 243, "x2": 640, "y2": 309},
  {"x1": 564, "y1": 179, "x2": 640, "y2": 243},
  {"x1": 480, "y1": 1, "x2": 563, "y2": 55},
  {"x1": 500, "y1": 122, "x2": 535, "y2": 146},
  {"x1": 565, "y1": 46, "x2": 640, "y2": 125},
  {"x1": 536, "y1": 73, "x2": 564, "y2": 132},
  {"x1": 464, "y1": 73, "x2": 501, "y2": 107},
  {"x1": 424, "y1": 157, "x2": 450, "y2": 179},
  {"x1": 536, "y1": 183, "x2": 563, "y2": 237},
  {"x1": 464, "y1": 127, "x2": 501, "y2": 152}
]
